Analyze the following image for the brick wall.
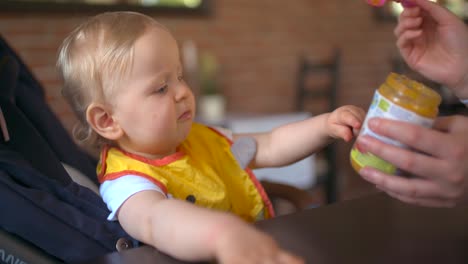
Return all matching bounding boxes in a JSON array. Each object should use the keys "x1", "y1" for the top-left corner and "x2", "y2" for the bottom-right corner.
[{"x1": 0, "y1": 0, "x2": 399, "y2": 200}]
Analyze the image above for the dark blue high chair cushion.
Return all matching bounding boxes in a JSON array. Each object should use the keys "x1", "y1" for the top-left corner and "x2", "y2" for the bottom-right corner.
[
  {"x1": 0, "y1": 36, "x2": 97, "y2": 184},
  {"x1": 0, "y1": 36, "x2": 138, "y2": 263}
]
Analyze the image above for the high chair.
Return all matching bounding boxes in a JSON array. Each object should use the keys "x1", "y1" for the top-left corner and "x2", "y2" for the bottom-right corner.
[{"x1": 0, "y1": 37, "x2": 136, "y2": 263}]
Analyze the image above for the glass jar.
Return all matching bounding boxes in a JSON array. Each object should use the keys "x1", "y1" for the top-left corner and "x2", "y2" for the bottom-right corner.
[{"x1": 350, "y1": 73, "x2": 441, "y2": 174}]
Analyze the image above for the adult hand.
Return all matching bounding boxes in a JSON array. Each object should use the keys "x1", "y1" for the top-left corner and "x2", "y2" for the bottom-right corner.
[
  {"x1": 395, "y1": 0, "x2": 468, "y2": 98},
  {"x1": 356, "y1": 116, "x2": 468, "y2": 207}
]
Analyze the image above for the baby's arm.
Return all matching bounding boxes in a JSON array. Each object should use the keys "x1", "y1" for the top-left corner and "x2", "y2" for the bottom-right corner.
[
  {"x1": 234, "y1": 105, "x2": 365, "y2": 169},
  {"x1": 117, "y1": 190, "x2": 303, "y2": 263}
]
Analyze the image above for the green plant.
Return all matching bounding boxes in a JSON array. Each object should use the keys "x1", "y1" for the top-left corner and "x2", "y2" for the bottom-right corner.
[{"x1": 199, "y1": 52, "x2": 219, "y2": 95}]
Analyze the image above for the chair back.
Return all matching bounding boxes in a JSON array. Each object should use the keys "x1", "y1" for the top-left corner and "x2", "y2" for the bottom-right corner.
[{"x1": 295, "y1": 49, "x2": 341, "y2": 203}]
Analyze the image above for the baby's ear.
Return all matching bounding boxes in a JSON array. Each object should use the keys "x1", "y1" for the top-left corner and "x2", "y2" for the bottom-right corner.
[{"x1": 86, "y1": 103, "x2": 123, "y2": 141}]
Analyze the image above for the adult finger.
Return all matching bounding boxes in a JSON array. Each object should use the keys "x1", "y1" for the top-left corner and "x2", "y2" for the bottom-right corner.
[
  {"x1": 395, "y1": 15, "x2": 422, "y2": 37},
  {"x1": 356, "y1": 135, "x2": 448, "y2": 180},
  {"x1": 398, "y1": 5, "x2": 421, "y2": 22},
  {"x1": 366, "y1": 118, "x2": 451, "y2": 158},
  {"x1": 396, "y1": 29, "x2": 423, "y2": 53},
  {"x1": 411, "y1": 0, "x2": 458, "y2": 26},
  {"x1": 360, "y1": 166, "x2": 446, "y2": 199}
]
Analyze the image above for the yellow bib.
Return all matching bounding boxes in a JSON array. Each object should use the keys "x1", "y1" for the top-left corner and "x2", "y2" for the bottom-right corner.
[{"x1": 97, "y1": 123, "x2": 274, "y2": 222}]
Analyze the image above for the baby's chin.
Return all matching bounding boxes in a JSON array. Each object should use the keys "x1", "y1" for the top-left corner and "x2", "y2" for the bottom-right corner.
[{"x1": 180, "y1": 121, "x2": 193, "y2": 138}]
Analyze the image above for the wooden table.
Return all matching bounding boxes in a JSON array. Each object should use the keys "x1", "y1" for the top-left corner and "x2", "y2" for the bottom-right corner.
[{"x1": 81, "y1": 194, "x2": 468, "y2": 264}]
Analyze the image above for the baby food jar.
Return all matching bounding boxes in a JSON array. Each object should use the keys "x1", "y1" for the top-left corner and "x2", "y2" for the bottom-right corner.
[{"x1": 350, "y1": 72, "x2": 441, "y2": 174}]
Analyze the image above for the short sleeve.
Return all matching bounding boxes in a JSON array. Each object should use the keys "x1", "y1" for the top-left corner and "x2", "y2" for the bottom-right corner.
[{"x1": 100, "y1": 175, "x2": 165, "y2": 221}]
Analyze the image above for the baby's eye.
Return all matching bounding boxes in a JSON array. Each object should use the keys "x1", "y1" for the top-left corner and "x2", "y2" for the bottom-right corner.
[
  {"x1": 177, "y1": 75, "x2": 184, "y2": 81},
  {"x1": 155, "y1": 84, "x2": 168, "y2": 94}
]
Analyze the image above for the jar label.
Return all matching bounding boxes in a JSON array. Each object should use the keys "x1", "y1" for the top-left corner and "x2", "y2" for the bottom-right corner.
[{"x1": 351, "y1": 90, "x2": 435, "y2": 174}]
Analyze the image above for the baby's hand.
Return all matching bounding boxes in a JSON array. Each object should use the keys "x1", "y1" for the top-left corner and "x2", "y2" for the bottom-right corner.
[
  {"x1": 214, "y1": 219, "x2": 304, "y2": 264},
  {"x1": 327, "y1": 105, "x2": 365, "y2": 142}
]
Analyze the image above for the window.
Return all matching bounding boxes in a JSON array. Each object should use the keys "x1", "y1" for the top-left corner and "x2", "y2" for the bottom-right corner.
[{"x1": 0, "y1": 0, "x2": 211, "y2": 15}]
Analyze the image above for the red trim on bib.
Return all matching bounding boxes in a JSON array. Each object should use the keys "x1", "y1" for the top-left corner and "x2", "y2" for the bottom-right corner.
[
  {"x1": 115, "y1": 147, "x2": 185, "y2": 167},
  {"x1": 207, "y1": 126, "x2": 275, "y2": 218}
]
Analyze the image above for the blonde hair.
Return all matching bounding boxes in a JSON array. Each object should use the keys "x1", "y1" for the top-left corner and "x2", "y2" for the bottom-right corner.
[{"x1": 57, "y1": 11, "x2": 165, "y2": 150}]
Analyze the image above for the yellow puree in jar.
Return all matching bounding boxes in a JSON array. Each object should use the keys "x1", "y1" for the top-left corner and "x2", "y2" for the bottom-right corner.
[{"x1": 350, "y1": 73, "x2": 441, "y2": 174}]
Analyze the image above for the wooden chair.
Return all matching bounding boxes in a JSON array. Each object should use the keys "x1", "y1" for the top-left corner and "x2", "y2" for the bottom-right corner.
[{"x1": 295, "y1": 49, "x2": 341, "y2": 203}]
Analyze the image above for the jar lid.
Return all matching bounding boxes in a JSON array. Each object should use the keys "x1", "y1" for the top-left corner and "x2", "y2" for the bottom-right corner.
[{"x1": 386, "y1": 72, "x2": 441, "y2": 107}]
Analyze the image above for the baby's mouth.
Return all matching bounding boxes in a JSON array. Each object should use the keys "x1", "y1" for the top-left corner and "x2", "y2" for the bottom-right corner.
[{"x1": 178, "y1": 110, "x2": 192, "y2": 121}]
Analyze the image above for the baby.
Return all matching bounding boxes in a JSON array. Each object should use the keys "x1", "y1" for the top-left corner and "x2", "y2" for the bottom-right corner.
[{"x1": 57, "y1": 11, "x2": 365, "y2": 264}]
